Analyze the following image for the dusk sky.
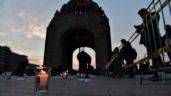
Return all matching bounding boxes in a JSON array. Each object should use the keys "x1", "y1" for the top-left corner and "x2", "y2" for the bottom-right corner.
[{"x1": 0, "y1": 0, "x2": 170, "y2": 68}]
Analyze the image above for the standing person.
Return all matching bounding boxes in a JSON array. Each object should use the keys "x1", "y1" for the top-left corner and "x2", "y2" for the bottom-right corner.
[
  {"x1": 110, "y1": 47, "x2": 124, "y2": 77},
  {"x1": 135, "y1": 8, "x2": 163, "y2": 79},
  {"x1": 121, "y1": 39, "x2": 137, "y2": 78},
  {"x1": 77, "y1": 51, "x2": 91, "y2": 79},
  {"x1": 162, "y1": 24, "x2": 171, "y2": 61},
  {"x1": 16, "y1": 61, "x2": 27, "y2": 80},
  {"x1": 86, "y1": 52, "x2": 91, "y2": 78}
]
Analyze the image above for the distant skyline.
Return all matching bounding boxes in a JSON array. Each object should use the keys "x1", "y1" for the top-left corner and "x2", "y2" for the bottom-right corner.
[{"x1": 0, "y1": 0, "x2": 170, "y2": 67}]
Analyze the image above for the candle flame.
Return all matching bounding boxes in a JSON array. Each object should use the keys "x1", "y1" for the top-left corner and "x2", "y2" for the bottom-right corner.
[{"x1": 41, "y1": 70, "x2": 46, "y2": 74}]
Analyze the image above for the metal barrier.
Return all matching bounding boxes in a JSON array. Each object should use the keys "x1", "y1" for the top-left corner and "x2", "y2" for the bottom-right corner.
[{"x1": 105, "y1": 0, "x2": 171, "y2": 81}]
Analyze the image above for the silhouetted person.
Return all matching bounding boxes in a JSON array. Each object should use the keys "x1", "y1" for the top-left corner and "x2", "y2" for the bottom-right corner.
[
  {"x1": 77, "y1": 51, "x2": 91, "y2": 78},
  {"x1": 121, "y1": 39, "x2": 137, "y2": 78},
  {"x1": 135, "y1": 8, "x2": 163, "y2": 78},
  {"x1": 162, "y1": 24, "x2": 171, "y2": 61},
  {"x1": 106, "y1": 48, "x2": 115, "y2": 76},
  {"x1": 110, "y1": 47, "x2": 124, "y2": 77},
  {"x1": 16, "y1": 61, "x2": 27, "y2": 79},
  {"x1": 139, "y1": 61, "x2": 150, "y2": 74}
]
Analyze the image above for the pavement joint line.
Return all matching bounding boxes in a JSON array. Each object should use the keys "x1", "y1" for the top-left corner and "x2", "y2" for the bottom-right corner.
[
  {"x1": 105, "y1": 88, "x2": 112, "y2": 96},
  {"x1": 0, "y1": 90, "x2": 34, "y2": 94}
]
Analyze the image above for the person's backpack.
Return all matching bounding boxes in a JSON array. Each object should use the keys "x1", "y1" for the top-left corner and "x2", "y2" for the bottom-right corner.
[{"x1": 131, "y1": 48, "x2": 137, "y2": 59}]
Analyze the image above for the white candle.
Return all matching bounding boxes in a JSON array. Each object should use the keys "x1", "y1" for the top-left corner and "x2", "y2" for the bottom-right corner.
[{"x1": 38, "y1": 70, "x2": 48, "y2": 87}]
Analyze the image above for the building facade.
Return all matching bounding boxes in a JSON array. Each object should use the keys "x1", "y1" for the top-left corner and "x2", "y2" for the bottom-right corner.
[
  {"x1": 44, "y1": 0, "x2": 111, "y2": 74},
  {"x1": 0, "y1": 46, "x2": 28, "y2": 73}
]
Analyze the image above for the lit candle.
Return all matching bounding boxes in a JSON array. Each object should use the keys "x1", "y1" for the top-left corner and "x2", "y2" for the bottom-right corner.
[
  {"x1": 38, "y1": 70, "x2": 48, "y2": 87},
  {"x1": 62, "y1": 70, "x2": 68, "y2": 79}
]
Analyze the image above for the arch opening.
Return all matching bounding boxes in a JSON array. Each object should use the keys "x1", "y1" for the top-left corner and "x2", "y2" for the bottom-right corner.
[
  {"x1": 60, "y1": 28, "x2": 95, "y2": 74},
  {"x1": 72, "y1": 47, "x2": 96, "y2": 71}
]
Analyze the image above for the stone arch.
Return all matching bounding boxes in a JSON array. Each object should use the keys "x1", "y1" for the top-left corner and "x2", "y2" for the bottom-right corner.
[{"x1": 44, "y1": 0, "x2": 111, "y2": 74}]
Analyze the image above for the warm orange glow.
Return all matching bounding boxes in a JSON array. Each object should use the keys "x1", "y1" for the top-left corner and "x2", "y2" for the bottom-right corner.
[
  {"x1": 41, "y1": 70, "x2": 46, "y2": 74},
  {"x1": 62, "y1": 70, "x2": 68, "y2": 79},
  {"x1": 38, "y1": 70, "x2": 48, "y2": 87}
]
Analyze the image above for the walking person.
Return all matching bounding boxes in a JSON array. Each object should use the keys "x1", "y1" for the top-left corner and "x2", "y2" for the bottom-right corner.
[
  {"x1": 120, "y1": 39, "x2": 137, "y2": 78},
  {"x1": 110, "y1": 47, "x2": 124, "y2": 77},
  {"x1": 162, "y1": 24, "x2": 171, "y2": 61},
  {"x1": 135, "y1": 8, "x2": 163, "y2": 79}
]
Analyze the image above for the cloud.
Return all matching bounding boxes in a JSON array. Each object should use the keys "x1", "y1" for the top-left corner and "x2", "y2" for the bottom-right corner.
[
  {"x1": 19, "y1": 12, "x2": 47, "y2": 39},
  {"x1": 0, "y1": 32, "x2": 6, "y2": 38},
  {"x1": 0, "y1": 41, "x2": 12, "y2": 47},
  {"x1": 17, "y1": 12, "x2": 26, "y2": 18},
  {"x1": 26, "y1": 23, "x2": 46, "y2": 39},
  {"x1": 29, "y1": 58, "x2": 43, "y2": 66},
  {"x1": 0, "y1": 32, "x2": 12, "y2": 46},
  {"x1": 9, "y1": 12, "x2": 47, "y2": 39}
]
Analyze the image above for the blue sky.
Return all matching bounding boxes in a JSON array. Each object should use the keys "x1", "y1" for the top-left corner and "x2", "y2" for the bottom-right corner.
[{"x1": 0, "y1": 0, "x2": 170, "y2": 66}]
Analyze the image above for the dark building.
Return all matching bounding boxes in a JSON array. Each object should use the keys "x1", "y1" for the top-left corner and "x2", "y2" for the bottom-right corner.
[
  {"x1": 44, "y1": 0, "x2": 111, "y2": 74},
  {"x1": 9, "y1": 52, "x2": 28, "y2": 72},
  {"x1": 0, "y1": 46, "x2": 29, "y2": 74},
  {"x1": 0, "y1": 46, "x2": 11, "y2": 73}
]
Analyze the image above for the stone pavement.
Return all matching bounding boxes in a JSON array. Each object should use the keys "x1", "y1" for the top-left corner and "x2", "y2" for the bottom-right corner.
[{"x1": 0, "y1": 75, "x2": 171, "y2": 96}]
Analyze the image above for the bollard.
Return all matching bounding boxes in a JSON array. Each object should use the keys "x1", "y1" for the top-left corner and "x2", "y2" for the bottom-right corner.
[{"x1": 35, "y1": 67, "x2": 51, "y2": 96}]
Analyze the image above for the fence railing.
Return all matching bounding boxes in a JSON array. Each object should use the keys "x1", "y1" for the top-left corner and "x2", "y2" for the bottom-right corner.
[{"x1": 106, "y1": 0, "x2": 171, "y2": 72}]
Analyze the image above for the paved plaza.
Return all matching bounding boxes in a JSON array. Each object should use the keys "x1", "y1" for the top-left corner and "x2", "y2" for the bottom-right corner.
[{"x1": 0, "y1": 75, "x2": 171, "y2": 96}]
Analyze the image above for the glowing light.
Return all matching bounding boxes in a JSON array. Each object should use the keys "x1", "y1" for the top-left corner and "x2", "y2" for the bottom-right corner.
[{"x1": 38, "y1": 69, "x2": 48, "y2": 87}]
